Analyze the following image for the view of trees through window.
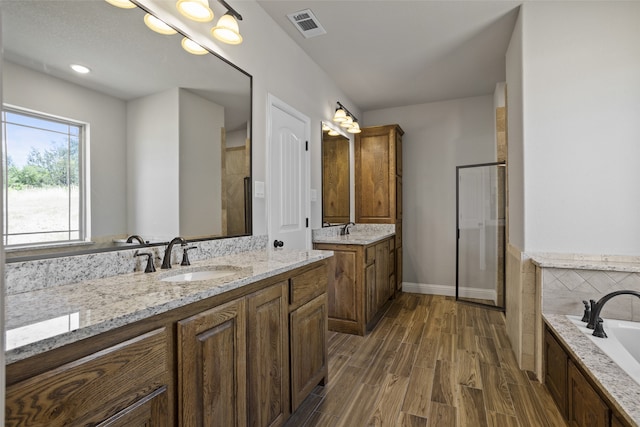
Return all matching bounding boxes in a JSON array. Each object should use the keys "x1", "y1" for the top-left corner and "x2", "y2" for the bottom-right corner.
[{"x1": 2, "y1": 108, "x2": 83, "y2": 246}]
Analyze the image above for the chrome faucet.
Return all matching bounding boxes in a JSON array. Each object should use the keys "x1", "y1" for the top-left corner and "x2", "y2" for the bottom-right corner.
[
  {"x1": 161, "y1": 237, "x2": 186, "y2": 269},
  {"x1": 587, "y1": 290, "x2": 640, "y2": 338},
  {"x1": 340, "y1": 222, "x2": 355, "y2": 236}
]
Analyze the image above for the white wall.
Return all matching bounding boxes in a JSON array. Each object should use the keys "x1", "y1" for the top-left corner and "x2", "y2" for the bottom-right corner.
[
  {"x1": 505, "y1": 9, "x2": 525, "y2": 251},
  {"x1": 179, "y1": 89, "x2": 224, "y2": 237},
  {"x1": 3, "y1": 61, "x2": 128, "y2": 240},
  {"x1": 138, "y1": 0, "x2": 359, "y2": 236},
  {"x1": 520, "y1": 2, "x2": 640, "y2": 255},
  {"x1": 127, "y1": 88, "x2": 180, "y2": 241},
  {"x1": 364, "y1": 95, "x2": 496, "y2": 289}
]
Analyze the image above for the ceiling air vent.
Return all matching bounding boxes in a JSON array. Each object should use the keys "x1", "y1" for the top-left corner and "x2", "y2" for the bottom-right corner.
[{"x1": 287, "y1": 9, "x2": 326, "y2": 39}]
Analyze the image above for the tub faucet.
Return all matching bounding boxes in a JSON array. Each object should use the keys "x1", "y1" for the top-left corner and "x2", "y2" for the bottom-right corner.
[
  {"x1": 587, "y1": 290, "x2": 640, "y2": 338},
  {"x1": 161, "y1": 237, "x2": 186, "y2": 269},
  {"x1": 341, "y1": 222, "x2": 355, "y2": 236}
]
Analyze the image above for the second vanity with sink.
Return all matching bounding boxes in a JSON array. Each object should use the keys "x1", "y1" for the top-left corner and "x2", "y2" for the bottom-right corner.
[
  {"x1": 5, "y1": 243, "x2": 332, "y2": 426},
  {"x1": 313, "y1": 224, "x2": 397, "y2": 335}
]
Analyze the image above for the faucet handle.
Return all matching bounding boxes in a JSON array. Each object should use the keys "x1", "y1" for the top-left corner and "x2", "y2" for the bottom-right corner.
[
  {"x1": 593, "y1": 318, "x2": 608, "y2": 338},
  {"x1": 134, "y1": 251, "x2": 156, "y2": 273},
  {"x1": 581, "y1": 300, "x2": 591, "y2": 322},
  {"x1": 181, "y1": 246, "x2": 197, "y2": 266}
]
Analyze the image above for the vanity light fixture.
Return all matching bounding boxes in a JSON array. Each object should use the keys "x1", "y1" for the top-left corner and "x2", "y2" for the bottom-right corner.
[
  {"x1": 105, "y1": 0, "x2": 137, "y2": 9},
  {"x1": 181, "y1": 37, "x2": 209, "y2": 55},
  {"x1": 332, "y1": 102, "x2": 361, "y2": 134},
  {"x1": 211, "y1": 0, "x2": 243, "y2": 45},
  {"x1": 70, "y1": 64, "x2": 91, "y2": 74},
  {"x1": 144, "y1": 14, "x2": 178, "y2": 35},
  {"x1": 176, "y1": 0, "x2": 214, "y2": 22}
]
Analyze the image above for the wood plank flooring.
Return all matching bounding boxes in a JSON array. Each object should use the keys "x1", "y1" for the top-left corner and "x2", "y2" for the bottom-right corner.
[{"x1": 285, "y1": 293, "x2": 568, "y2": 427}]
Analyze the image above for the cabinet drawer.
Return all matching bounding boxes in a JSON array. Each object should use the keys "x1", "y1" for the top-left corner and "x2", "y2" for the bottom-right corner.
[
  {"x1": 290, "y1": 265, "x2": 327, "y2": 310},
  {"x1": 6, "y1": 328, "x2": 170, "y2": 427}
]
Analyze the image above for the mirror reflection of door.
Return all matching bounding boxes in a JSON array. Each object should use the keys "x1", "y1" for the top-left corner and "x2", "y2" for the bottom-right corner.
[
  {"x1": 322, "y1": 129, "x2": 350, "y2": 224},
  {"x1": 456, "y1": 162, "x2": 506, "y2": 309}
]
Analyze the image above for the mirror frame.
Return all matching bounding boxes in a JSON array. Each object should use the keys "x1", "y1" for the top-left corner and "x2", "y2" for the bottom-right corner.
[
  {"x1": 321, "y1": 121, "x2": 352, "y2": 226},
  {"x1": 3, "y1": 1, "x2": 253, "y2": 263}
]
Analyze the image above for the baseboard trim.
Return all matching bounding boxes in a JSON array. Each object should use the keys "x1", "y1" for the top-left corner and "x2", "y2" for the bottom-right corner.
[{"x1": 402, "y1": 282, "x2": 496, "y2": 302}]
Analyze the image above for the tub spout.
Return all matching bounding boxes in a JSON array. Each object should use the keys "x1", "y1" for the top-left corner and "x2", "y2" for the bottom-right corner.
[{"x1": 587, "y1": 290, "x2": 640, "y2": 338}]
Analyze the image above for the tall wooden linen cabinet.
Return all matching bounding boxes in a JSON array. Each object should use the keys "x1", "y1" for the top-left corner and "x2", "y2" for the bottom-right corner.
[{"x1": 355, "y1": 124, "x2": 404, "y2": 291}]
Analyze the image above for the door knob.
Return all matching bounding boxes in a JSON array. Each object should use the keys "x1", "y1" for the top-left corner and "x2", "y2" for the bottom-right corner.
[{"x1": 273, "y1": 240, "x2": 284, "y2": 248}]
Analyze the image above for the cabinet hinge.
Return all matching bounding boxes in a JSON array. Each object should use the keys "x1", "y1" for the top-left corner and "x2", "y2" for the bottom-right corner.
[
  {"x1": 305, "y1": 141, "x2": 309, "y2": 151},
  {"x1": 306, "y1": 218, "x2": 309, "y2": 228}
]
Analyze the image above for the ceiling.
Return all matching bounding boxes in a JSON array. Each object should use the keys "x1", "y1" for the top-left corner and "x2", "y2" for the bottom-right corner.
[{"x1": 257, "y1": 1, "x2": 521, "y2": 112}]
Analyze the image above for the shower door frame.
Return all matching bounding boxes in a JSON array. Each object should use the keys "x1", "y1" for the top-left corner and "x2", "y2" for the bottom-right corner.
[{"x1": 455, "y1": 161, "x2": 506, "y2": 311}]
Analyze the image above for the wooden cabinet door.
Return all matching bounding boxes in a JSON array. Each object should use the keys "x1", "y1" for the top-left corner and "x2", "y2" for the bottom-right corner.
[
  {"x1": 365, "y1": 262, "x2": 377, "y2": 323},
  {"x1": 178, "y1": 298, "x2": 247, "y2": 427},
  {"x1": 355, "y1": 128, "x2": 392, "y2": 222},
  {"x1": 96, "y1": 386, "x2": 169, "y2": 427},
  {"x1": 290, "y1": 294, "x2": 328, "y2": 412},
  {"x1": 568, "y1": 361, "x2": 610, "y2": 427},
  {"x1": 544, "y1": 329, "x2": 568, "y2": 418},
  {"x1": 327, "y1": 248, "x2": 360, "y2": 323},
  {"x1": 247, "y1": 283, "x2": 289, "y2": 427},
  {"x1": 6, "y1": 328, "x2": 170, "y2": 427},
  {"x1": 375, "y1": 240, "x2": 390, "y2": 309}
]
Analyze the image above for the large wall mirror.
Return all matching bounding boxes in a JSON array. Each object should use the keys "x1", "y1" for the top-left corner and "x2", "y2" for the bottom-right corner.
[
  {"x1": 321, "y1": 122, "x2": 351, "y2": 225},
  {"x1": 1, "y1": 0, "x2": 252, "y2": 261}
]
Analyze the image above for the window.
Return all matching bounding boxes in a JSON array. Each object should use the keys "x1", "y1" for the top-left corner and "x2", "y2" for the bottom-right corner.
[{"x1": 2, "y1": 107, "x2": 86, "y2": 246}]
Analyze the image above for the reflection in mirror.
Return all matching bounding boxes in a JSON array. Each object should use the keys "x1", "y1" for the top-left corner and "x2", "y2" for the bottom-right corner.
[
  {"x1": 321, "y1": 122, "x2": 350, "y2": 225},
  {"x1": 1, "y1": 0, "x2": 252, "y2": 261}
]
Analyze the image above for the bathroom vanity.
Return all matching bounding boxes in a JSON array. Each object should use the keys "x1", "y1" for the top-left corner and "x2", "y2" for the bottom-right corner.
[
  {"x1": 313, "y1": 226, "x2": 396, "y2": 335},
  {"x1": 4, "y1": 248, "x2": 331, "y2": 427}
]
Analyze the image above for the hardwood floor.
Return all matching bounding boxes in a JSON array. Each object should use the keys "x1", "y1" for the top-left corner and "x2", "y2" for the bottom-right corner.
[{"x1": 285, "y1": 293, "x2": 568, "y2": 427}]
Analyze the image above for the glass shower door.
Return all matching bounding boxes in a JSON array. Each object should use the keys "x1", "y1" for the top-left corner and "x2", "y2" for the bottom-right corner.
[{"x1": 456, "y1": 162, "x2": 506, "y2": 310}]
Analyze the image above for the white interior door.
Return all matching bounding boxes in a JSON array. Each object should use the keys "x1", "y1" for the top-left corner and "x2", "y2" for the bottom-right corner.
[{"x1": 267, "y1": 95, "x2": 310, "y2": 250}]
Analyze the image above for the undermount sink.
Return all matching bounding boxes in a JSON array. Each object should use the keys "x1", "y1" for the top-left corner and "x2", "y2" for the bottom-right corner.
[{"x1": 160, "y1": 267, "x2": 240, "y2": 283}]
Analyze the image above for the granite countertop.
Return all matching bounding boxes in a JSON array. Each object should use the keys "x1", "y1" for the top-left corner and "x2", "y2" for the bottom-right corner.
[
  {"x1": 312, "y1": 231, "x2": 395, "y2": 246},
  {"x1": 5, "y1": 248, "x2": 333, "y2": 364},
  {"x1": 531, "y1": 255, "x2": 640, "y2": 273},
  {"x1": 544, "y1": 314, "x2": 640, "y2": 425}
]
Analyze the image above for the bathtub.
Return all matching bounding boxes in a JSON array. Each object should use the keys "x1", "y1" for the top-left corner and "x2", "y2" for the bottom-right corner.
[{"x1": 567, "y1": 315, "x2": 640, "y2": 385}]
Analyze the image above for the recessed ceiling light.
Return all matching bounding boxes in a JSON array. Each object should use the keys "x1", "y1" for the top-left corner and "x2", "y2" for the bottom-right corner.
[{"x1": 70, "y1": 64, "x2": 91, "y2": 74}]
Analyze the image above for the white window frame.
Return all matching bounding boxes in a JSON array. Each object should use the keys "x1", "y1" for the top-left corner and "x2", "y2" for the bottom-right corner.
[{"x1": 1, "y1": 105, "x2": 89, "y2": 248}]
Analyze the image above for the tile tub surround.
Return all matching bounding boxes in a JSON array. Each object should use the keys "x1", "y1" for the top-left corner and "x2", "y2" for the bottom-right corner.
[
  {"x1": 5, "y1": 247, "x2": 332, "y2": 364},
  {"x1": 5, "y1": 235, "x2": 269, "y2": 295},
  {"x1": 544, "y1": 314, "x2": 640, "y2": 426},
  {"x1": 312, "y1": 223, "x2": 395, "y2": 245},
  {"x1": 532, "y1": 254, "x2": 640, "y2": 322}
]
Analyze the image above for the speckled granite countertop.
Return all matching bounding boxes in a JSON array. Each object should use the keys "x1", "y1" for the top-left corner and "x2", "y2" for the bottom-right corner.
[
  {"x1": 531, "y1": 255, "x2": 640, "y2": 273},
  {"x1": 544, "y1": 314, "x2": 640, "y2": 425},
  {"x1": 5, "y1": 248, "x2": 333, "y2": 365},
  {"x1": 312, "y1": 231, "x2": 395, "y2": 246}
]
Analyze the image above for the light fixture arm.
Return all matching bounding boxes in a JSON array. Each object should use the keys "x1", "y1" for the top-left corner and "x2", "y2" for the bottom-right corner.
[
  {"x1": 216, "y1": 0, "x2": 242, "y2": 20},
  {"x1": 336, "y1": 101, "x2": 358, "y2": 123}
]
